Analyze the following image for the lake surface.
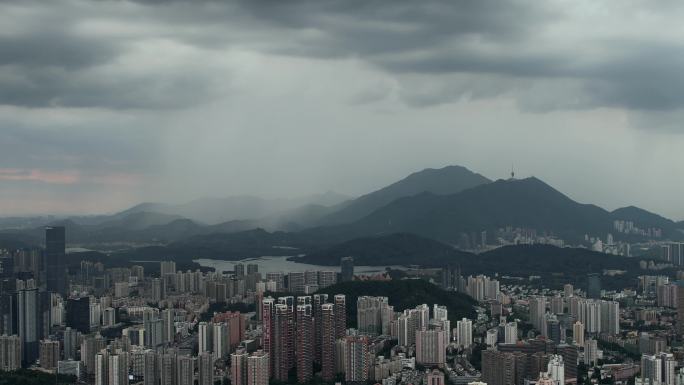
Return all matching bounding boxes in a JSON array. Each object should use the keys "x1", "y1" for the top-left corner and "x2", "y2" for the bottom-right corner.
[{"x1": 193, "y1": 256, "x2": 408, "y2": 274}]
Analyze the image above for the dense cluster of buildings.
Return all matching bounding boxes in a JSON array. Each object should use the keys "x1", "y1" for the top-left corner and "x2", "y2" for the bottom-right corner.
[{"x1": 4, "y1": 225, "x2": 684, "y2": 385}]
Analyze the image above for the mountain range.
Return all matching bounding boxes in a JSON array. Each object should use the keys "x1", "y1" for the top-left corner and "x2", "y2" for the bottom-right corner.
[
  {"x1": 0, "y1": 165, "x2": 682, "y2": 252},
  {"x1": 306, "y1": 176, "x2": 682, "y2": 244}
]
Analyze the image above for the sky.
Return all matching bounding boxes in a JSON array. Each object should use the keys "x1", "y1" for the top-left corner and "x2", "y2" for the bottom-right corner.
[{"x1": 1, "y1": 0, "x2": 683, "y2": 219}]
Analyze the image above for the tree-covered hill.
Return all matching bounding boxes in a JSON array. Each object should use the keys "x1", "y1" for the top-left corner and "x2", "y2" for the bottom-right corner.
[{"x1": 316, "y1": 279, "x2": 477, "y2": 326}]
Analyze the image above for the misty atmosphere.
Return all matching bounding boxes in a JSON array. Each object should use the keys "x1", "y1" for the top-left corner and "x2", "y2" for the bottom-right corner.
[{"x1": 1, "y1": 2, "x2": 684, "y2": 385}]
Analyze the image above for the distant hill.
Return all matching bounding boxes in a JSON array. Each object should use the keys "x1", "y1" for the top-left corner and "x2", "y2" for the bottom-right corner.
[
  {"x1": 471, "y1": 244, "x2": 649, "y2": 289},
  {"x1": 316, "y1": 279, "x2": 477, "y2": 326},
  {"x1": 315, "y1": 177, "x2": 645, "y2": 244},
  {"x1": 611, "y1": 206, "x2": 679, "y2": 233},
  {"x1": 292, "y1": 233, "x2": 472, "y2": 266},
  {"x1": 316, "y1": 165, "x2": 491, "y2": 226},
  {"x1": 92, "y1": 211, "x2": 182, "y2": 231},
  {"x1": 115, "y1": 228, "x2": 322, "y2": 261},
  {"x1": 117, "y1": 192, "x2": 351, "y2": 226}
]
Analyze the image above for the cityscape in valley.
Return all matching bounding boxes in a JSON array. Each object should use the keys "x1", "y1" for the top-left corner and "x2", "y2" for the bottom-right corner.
[
  {"x1": 0, "y1": 165, "x2": 684, "y2": 385},
  {"x1": 3, "y1": 1, "x2": 684, "y2": 385}
]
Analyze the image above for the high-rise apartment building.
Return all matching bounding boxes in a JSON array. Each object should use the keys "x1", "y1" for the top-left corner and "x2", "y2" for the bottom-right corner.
[
  {"x1": 504, "y1": 322, "x2": 518, "y2": 344},
  {"x1": 573, "y1": 321, "x2": 585, "y2": 346},
  {"x1": 198, "y1": 322, "x2": 212, "y2": 354},
  {"x1": 39, "y1": 339, "x2": 60, "y2": 369},
  {"x1": 321, "y1": 303, "x2": 336, "y2": 381},
  {"x1": 232, "y1": 351, "x2": 248, "y2": 385},
  {"x1": 176, "y1": 355, "x2": 194, "y2": 385},
  {"x1": 334, "y1": 294, "x2": 347, "y2": 340},
  {"x1": 160, "y1": 261, "x2": 176, "y2": 277},
  {"x1": 547, "y1": 355, "x2": 564, "y2": 385},
  {"x1": 197, "y1": 353, "x2": 214, "y2": 385},
  {"x1": 456, "y1": 318, "x2": 472, "y2": 348},
  {"x1": 313, "y1": 293, "x2": 328, "y2": 364},
  {"x1": 416, "y1": 329, "x2": 446, "y2": 367},
  {"x1": 212, "y1": 323, "x2": 228, "y2": 359},
  {"x1": 344, "y1": 335, "x2": 370, "y2": 384},
  {"x1": 357, "y1": 296, "x2": 389, "y2": 336},
  {"x1": 296, "y1": 304, "x2": 314, "y2": 382},
  {"x1": 529, "y1": 296, "x2": 547, "y2": 332},
  {"x1": 247, "y1": 350, "x2": 270, "y2": 385},
  {"x1": 318, "y1": 271, "x2": 337, "y2": 288},
  {"x1": 288, "y1": 272, "x2": 305, "y2": 294},
  {"x1": 273, "y1": 304, "x2": 291, "y2": 381},
  {"x1": 0, "y1": 334, "x2": 21, "y2": 371}
]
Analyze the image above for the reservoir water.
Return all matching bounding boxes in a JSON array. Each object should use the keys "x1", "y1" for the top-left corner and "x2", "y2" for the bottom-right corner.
[{"x1": 193, "y1": 255, "x2": 408, "y2": 275}]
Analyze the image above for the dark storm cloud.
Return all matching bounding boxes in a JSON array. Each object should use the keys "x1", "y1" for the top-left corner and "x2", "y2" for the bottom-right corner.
[{"x1": 2, "y1": 0, "x2": 684, "y2": 114}]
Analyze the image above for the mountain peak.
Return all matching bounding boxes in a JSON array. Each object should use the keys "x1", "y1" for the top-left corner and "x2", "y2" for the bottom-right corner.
[{"x1": 316, "y1": 165, "x2": 492, "y2": 225}]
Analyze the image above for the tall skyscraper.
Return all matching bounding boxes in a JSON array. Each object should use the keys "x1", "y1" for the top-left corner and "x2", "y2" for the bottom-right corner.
[
  {"x1": 17, "y1": 280, "x2": 40, "y2": 365},
  {"x1": 296, "y1": 304, "x2": 314, "y2": 383},
  {"x1": 45, "y1": 226, "x2": 67, "y2": 295},
  {"x1": 340, "y1": 257, "x2": 354, "y2": 282},
  {"x1": 321, "y1": 303, "x2": 336, "y2": 381},
  {"x1": 587, "y1": 273, "x2": 601, "y2": 299},
  {"x1": 66, "y1": 296, "x2": 91, "y2": 334}
]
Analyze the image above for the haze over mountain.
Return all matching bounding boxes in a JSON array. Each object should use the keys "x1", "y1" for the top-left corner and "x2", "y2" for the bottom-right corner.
[
  {"x1": 119, "y1": 192, "x2": 351, "y2": 225},
  {"x1": 0, "y1": 164, "x2": 681, "y2": 251}
]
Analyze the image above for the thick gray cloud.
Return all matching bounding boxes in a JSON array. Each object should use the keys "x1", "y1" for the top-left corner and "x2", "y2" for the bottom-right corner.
[
  {"x1": 3, "y1": 0, "x2": 684, "y2": 113},
  {"x1": 2, "y1": 0, "x2": 684, "y2": 218}
]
